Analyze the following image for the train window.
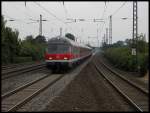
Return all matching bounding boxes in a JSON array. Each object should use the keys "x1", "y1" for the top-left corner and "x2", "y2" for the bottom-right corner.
[{"x1": 48, "y1": 44, "x2": 69, "y2": 54}]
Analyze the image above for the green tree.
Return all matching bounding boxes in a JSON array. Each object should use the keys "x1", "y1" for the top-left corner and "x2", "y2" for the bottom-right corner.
[
  {"x1": 35, "y1": 35, "x2": 46, "y2": 44},
  {"x1": 20, "y1": 35, "x2": 47, "y2": 61},
  {"x1": 125, "y1": 38, "x2": 132, "y2": 47},
  {"x1": 137, "y1": 33, "x2": 148, "y2": 53},
  {"x1": 103, "y1": 35, "x2": 149, "y2": 75},
  {"x1": 112, "y1": 40, "x2": 124, "y2": 47},
  {"x1": 25, "y1": 35, "x2": 34, "y2": 43},
  {"x1": 1, "y1": 15, "x2": 20, "y2": 64},
  {"x1": 65, "y1": 33, "x2": 75, "y2": 41}
]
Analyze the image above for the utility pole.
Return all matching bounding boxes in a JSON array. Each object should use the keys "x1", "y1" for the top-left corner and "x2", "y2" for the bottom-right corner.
[
  {"x1": 102, "y1": 34, "x2": 104, "y2": 46},
  {"x1": 81, "y1": 28, "x2": 84, "y2": 37},
  {"x1": 109, "y1": 15, "x2": 112, "y2": 44},
  {"x1": 65, "y1": 28, "x2": 67, "y2": 36},
  {"x1": 132, "y1": 1, "x2": 138, "y2": 71},
  {"x1": 39, "y1": 14, "x2": 42, "y2": 36},
  {"x1": 60, "y1": 27, "x2": 62, "y2": 36},
  {"x1": 97, "y1": 25, "x2": 99, "y2": 47},
  {"x1": 28, "y1": 14, "x2": 47, "y2": 36},
  {"x1": 106, "y1": 28, "x2": 108, "y2": 44},
  {"x1": 104, "y1": 34, "x2": 106, "y2": 43},
  {"x1": 102, "y1": 35, "x2": 104, "y2": 45}
]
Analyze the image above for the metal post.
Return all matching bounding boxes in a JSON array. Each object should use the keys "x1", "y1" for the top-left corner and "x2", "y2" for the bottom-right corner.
[
  {"x1": 81, "y1": 28, "x2": 83, "y2": 38},
  {"x1": 104, "y1": 34, "x2": 106, "y2": 43},
  {"x1": 102, "y1": 35, "x2": 104, "y2": 45},
  {"x1": 132, "y1": 1, "x2": 138, "y2": 71},
  {"x1": 97, "y1": 25, "x2": 99, "y2": 47},
  {"x1": 39, "y1": 14, "x2": 42, "y2": 36},
  {"x1": 60, "y1": 27, "x2": 62, "y2": 37},
  {"x1": 106, "y1": 28, "x2": 108, "y2": 44},
  {"x1": 109, "y1": 15, "x2": 112, "y2": 44}
]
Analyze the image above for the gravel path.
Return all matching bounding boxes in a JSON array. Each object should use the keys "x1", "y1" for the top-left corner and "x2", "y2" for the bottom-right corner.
[
  {"x1": 44, "y1": 61, "x2": 135, "y2": 112},
  {"x1": 2, "y1": 67, "x2": 51, "y2": 95}
]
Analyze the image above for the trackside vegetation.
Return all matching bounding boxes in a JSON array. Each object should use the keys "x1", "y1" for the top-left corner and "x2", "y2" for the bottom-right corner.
[
  {"x1": 101, "y1": 34, "x2": 149, "y2": 75},
  {"x1": 1, "y1": 15, "x2": 76, "y2": 65},
  {"x1": 1, "y1": 15, "x2": 47, "y2": 65}
]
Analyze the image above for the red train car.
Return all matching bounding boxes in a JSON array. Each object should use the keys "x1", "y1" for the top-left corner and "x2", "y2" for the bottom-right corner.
[{"x1": 45, "y1": 36, "x2": 92, "y2": 70}]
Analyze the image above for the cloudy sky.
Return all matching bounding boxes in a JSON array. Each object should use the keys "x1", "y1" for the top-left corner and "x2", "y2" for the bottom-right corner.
[{"x1": 2, "y1": 1, "x2": 148, "y2": 47}]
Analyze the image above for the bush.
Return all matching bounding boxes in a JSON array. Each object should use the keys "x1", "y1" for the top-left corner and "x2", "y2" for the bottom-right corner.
[
  {"x1": 1, "y1": 15, "x2": 47, "y2": 65},
  {"x1": 104, "y1": 46, "x2": 148, "y2": 75},
  {"x1": 138, "y1": 53, "x2": 149, "y2": 75},
  {"x1": 13, "y1": 57, "x2": 32, "y2": 63},
  {"x1": 20, "y1": 39, "x2": 46, "y2": 61}
]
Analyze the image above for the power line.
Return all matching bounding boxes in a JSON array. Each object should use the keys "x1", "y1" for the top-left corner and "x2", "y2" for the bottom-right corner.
[
  {"x1": 34, "y1": 2, "x2": 74, "y2": 35},
  {"x1": 62, "y1": 2, "x2": 71, "y2": 35},
  {"x1": 3, "y1": 14, "x2": 15, "y2": 19},
  {"x1": 100, "y1": 2, "x2": 126, "y2": 44},
  {"x1": 26, "y1": 2, "x2": 43, "y2": 19},
  {"x1": 3, "y1": 14, "x2": 27, "y2": 23},
  {"x1": 3, "y1": 4, "x2": 39, "y2": 24},
  {"x1": 99, "y1": 2, "x2": 108, "y2": 37},
  {"x1": 62, "y1": 2, "x2": 71, "y2": 19},
  {"x1": 34, "y1": 2, "x2": 66, "y2": 25},
  {"x1": 12, "y1": 4, "x2": 37, "y2": 22},
  {"x1": 100, "y1": 1, "x2": 107, "y2": 20},
  {"x1": 111, "y1": 2, "x2": 126, "y2": 16}
]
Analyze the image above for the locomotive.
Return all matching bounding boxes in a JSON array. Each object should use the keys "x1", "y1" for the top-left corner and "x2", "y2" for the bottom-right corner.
[{"x1": 45, "y1": 36, "x2": 92, "y2": 70}]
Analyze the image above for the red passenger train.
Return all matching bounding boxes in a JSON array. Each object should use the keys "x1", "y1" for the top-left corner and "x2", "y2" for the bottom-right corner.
[{"x1": 45, "y1": 36, "x2": 92, "y2": 70}]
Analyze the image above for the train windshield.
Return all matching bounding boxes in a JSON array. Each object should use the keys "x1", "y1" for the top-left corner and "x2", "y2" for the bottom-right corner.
[{"x1": 47, "y1": 44, "x2": 70, "y2": 54}]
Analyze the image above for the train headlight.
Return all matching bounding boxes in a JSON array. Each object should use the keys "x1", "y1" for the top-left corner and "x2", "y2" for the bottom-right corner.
[
  {"x1": 49, "y1": 57, "x2": 52, "y2": 60},
  {"x1": 64, "y1": 57, "x2": 68, "y2": 60}
]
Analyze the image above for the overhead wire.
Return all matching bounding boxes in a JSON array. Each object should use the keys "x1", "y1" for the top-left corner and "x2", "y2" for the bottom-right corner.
[
  {"x1": 3, "y1": 14, "x2": 27, "y2": 23},
  {"x1": 111, "y1": 2, "x2": 126, "y2": 16},
  {"x1": 99, "y1": 2, "x2": 108, "y2": 38},
  {"x1": 11, "y1": 4, "x2": 37, "y2": 22},
  {"x1": 24, "y1": 2, "x2": 40, "y2": 19},
  {"x1": 100, "y1": 1, "x2": 107, "y2": 20},
  {"x1": 100, "y1": 2, "x2": 127, "y2": 43},
  {"x1": 62, "y1": 1, "x2": 69, "y2": 35},
  {"x1": 62, "y1": 1, "x2": 71, "y2": 19},
  {"x1": 34, "y1": 2, "x2": 66, "y2": 25},
  {"x1": 34, "y1": 2, "x2": 74, "y2": 37},
  {"x1": 61, "y1": 2, "x2": 78, "y2": 36},
  {"x1": 3, "y1": 3, "x2": 39, "y2": 24}
]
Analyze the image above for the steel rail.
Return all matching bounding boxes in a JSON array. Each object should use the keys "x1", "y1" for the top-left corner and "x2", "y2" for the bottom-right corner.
[
  {"x1": 2, "y1": 62, "x2": 36, "y2": 70},
  {"x1": 93, "y1": 61, "x2": 145, "y2": 112},
  {"x1": 2, "y1": 74, "x2": 64, "y2": 112},
  {"x1": 2, "y1": 63, "x2": 45, "y2": 75},
  {"x1": 2, "y1": 72, "x2": 51, "y2": 99},
  {"x1": 98, "y1": 59, "x2": 149, "y2": 94},
  {"x1": 2, "y1": 64, "x2": 46, "y2": 80}
]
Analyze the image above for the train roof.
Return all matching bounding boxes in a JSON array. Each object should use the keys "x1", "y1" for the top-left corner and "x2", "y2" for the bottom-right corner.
[{"x1": 48, "y1": 36, "x2": 92, "y2": 50}]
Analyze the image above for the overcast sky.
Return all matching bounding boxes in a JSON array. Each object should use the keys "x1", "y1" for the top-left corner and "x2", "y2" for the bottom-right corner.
[{"x1": 2, "y1": 1, "x2": 149, "y2": 47}]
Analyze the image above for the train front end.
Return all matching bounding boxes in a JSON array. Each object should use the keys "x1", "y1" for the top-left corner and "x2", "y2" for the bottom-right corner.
[{"x1": 45, "y1": 37, "x2": 73, "y2": 70}]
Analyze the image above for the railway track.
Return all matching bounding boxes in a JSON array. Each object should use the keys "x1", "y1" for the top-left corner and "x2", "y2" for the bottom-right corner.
[
  {"x1": 2, "y1": 68, "x2": 51, "y2": 95},
  {"x1": 98, "y1": 58, "x2": 149, "y2": 94},
  {"x1": 2, "y1": 62, "x2": 36, "y2": 70},
  {"x1": 93, "y1": 59, "x2": 149, "y2": 112},
  {"x1": 2, "y1": 73, "x2": 64, "y2": 112},
  {"x1": 2, "y1": 62, "x2": 45, "y2": 73},
  {"x1": 2, "y1": 63, "x2": 46, "y2": 80}
]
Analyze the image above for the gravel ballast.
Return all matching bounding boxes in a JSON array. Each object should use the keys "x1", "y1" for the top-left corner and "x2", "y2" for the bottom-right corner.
[
  {"x1": 97, "y1": 53, "x2": 149, "y2": 91},
  {"x1": 2, "y1": 67, "x2": 51, "y2": 95},
  {"x1": 16, "y1": 57, "x2": 92, "y2": 112},
  {"x1": 44, "y1": 61, "x2": 135, "y2": 112}
]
